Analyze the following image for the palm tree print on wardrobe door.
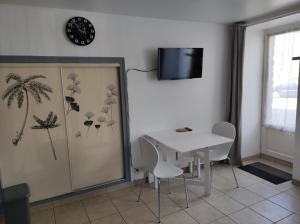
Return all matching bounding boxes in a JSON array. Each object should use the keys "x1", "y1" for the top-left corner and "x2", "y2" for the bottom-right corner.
[
  {"x1": 2, "y1": 73, "x2": 52, "y2": 146},
  {"x1": 0, "y1": 65, "x2": 71, "y2": 202},
  {"x1": 31, "y1": 112, "x2": 60, "y2": 160}
]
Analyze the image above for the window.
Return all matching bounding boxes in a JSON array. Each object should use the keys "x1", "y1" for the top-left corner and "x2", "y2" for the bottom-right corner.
[{"x1": 264, "y1": 30, "x2": 300, "y2": 132}]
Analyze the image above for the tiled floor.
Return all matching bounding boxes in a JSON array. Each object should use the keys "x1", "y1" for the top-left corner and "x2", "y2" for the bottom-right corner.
[{"x1": 2, "y1": 159, "x2": 300, "y2": 224}]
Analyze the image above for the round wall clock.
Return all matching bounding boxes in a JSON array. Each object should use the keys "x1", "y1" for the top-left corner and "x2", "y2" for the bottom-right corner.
[{"x1": 66, "y1": 17, "x2": 95, "y2": 46}]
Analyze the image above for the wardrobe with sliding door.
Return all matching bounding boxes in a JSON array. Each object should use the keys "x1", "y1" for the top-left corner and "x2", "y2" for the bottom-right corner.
[{"x1": 0, "y1": 56, "x2": 130, "y2": 202}]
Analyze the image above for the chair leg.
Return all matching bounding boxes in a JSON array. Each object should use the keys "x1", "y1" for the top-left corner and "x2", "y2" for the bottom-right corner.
[
  {"x1": 229, "y1": 159, "x2": 239, "y2": 188},
  {"x1": 157, "y1": 178, "x2": 161, "y2": 223},
  {"x1": 168, "y1": 178, "x2": 171, "y2": 194},
  {"x1": 210, "y1": 161, "x2": 213, "y2": 187},
  {"x1": 183, "y1": 175, "x2": 189, "y2": 208},
  {"x1": 137, "y1": 177, "x2": 145, "y2": 202}
]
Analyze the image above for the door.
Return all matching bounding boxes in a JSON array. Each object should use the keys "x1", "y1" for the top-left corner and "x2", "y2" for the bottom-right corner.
[
  {"x1": 61, "y1": 65, "x2": 125, "y2": 190},
  {"x1": 262, "y1": 29, "x2": 300, "y2": 162},
  {"x1": 0, "y1": 64, "x2": 71, "y2": 201}
]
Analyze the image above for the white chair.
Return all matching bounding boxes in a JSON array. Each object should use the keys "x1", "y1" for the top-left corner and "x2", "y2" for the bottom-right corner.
[
  {"x1": 137, "y1": 136, "x2": 189, "y2": 223},
  {"x1": 146, "y1": 136, "x2": 198, "y2": 179},
  {"x1": 195, "y1": 122, "x2": 239, "y2": 188}
]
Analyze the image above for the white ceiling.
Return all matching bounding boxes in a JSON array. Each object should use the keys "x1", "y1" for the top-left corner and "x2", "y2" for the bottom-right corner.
[{"x1": 1, "y1": 0, "x2": 300, "y2": 24}]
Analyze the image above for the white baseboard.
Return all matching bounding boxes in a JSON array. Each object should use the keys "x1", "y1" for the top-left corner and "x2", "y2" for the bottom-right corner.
[{"x1": 262, "y1": 149, "x2": 293, "y2": 163}]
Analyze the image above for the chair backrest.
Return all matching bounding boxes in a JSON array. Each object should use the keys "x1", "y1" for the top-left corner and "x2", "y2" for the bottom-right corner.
[
  {"x1": 211, "y1": 122, "x2": 236, "y2": 159},
  {"x1": 212, "y1": 122, "x2": 236, "y2": 139},
  {"x1": 139, "y1": 136, "x2": 159, "y2": 174}
]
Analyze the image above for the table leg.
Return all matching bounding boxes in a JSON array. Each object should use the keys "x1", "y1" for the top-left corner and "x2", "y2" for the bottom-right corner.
[
  {"x1": 189, "y1": 161, "x2": 193, "y2": 175},
  {"x1": 204, "y1": 149, "x2": 211, "y2": 195},
  {"x1": 197, "y1": 158, "x2": 201, "y2": 178}
]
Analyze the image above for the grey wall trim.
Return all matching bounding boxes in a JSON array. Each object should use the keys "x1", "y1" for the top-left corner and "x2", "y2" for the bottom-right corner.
[
  {"x1": 31, "y1": 179, "x2": 127, "y2": 207},
  {"x1": 240, "y1": 3, "x2": 300, "y2": 27},
  {"x1": 0, "y1": 55, "x2": 131, "y2": 190},
  {"x1": 117, "y1": 58, "x2": 132, "y2": 182},
  {"x1": 0, "y1": 56, "x2": 124, "y2": 64}
]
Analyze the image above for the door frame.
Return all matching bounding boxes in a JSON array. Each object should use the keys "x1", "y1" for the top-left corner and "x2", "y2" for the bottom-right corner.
[{"x1": 261, "y1": 28, "x2": 300, "y2": 163}]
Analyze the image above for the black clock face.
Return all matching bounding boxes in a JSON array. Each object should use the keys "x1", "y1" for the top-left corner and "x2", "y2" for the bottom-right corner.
[{"x1": 66, "y1": 17, "x2": 95, "y2": 46}]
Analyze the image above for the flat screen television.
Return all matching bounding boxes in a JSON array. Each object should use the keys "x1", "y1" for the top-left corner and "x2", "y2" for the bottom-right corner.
[{"x1": 158, "y1": 48, "x2": 203, "y2": 80}]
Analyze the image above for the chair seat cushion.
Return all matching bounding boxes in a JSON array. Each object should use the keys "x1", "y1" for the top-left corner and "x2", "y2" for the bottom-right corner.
[
  {"x1": 154, "y1": 162, "x2": 183, "y2": 178},
  {"x1": 195, "y1": 150, "x2": 228, "y2": 162},
  {"x1": 210, "y1": 152, "x2": 228, "y2": 162}
]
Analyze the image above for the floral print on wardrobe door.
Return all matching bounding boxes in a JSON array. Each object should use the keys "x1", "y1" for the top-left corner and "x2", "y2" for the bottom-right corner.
[
  {"x1": 61, "y1": 66, "x2": 124, "y2": 190},
  {"x1": 104, "y1": 84, "x2": 117, "y2": 133},
  {"x1": 65, "y1": 73, "x2": 81, "y2": 115}
]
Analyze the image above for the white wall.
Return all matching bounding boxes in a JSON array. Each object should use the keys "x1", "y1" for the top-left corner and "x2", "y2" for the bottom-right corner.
[
  {"x1": 261, "y1": 128, "x2": 295, "y2": 162},
  {"x1": 0, "y1": 4, "x2": 230, "y2": 200},
  {"x1": 241, "y1": 27, "x2": 264, "y2": 158}
]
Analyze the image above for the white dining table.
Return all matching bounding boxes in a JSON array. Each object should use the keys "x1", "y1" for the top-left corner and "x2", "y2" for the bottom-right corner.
[{"x1": 146, "y1": 128, "x2": 234, "y2": 195}]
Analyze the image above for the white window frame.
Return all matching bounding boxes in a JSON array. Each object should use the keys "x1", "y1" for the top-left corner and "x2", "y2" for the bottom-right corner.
[{"x1": 262, "y1": 24, "x2": 300, "y2": 133}]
